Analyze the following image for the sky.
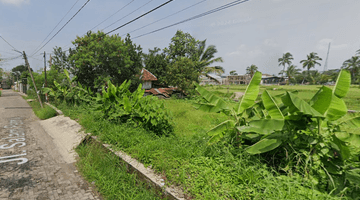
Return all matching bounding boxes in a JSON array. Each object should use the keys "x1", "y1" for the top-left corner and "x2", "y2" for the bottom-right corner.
[{"x1": 0, "y1": 0, "x2": 360, "y2": 75}]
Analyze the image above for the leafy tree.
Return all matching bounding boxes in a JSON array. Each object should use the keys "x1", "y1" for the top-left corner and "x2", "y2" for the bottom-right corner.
[
  {"x1": 11, "y1": 65, "x2": 28, "y2": 77},
  {"x1": 246, "y1": 64, "x2": 258, "y2": 78},
  {"x1": 342, "y1": 56, "x2": 360, "y2": 83},
  {"x1": 204, "y1": 66, "x2": 225, "y2": 76},
  {"x1": 52, "y1": 46, "x2": 72, "y2": 72},
  {"x1": 229, "y1": 70, "x2": 238, "y2": 75},
  {"x1": 69, "y1": 31, "x2": 143, "y2": 91},
  {"x1": 278, "y1": 52, "x2": 293, "y2": 77},
  {"x1": 163, "y1": 30, "x2": 199, "y2": 62},
  {"x1": 142, "y1": 47, "x2": 169, "y2": 85},
  {"x1": 300, "y1": 52, "x2": 322, "y2": 83},
  {"x1": 165, "y1": 57, "x2": 199, "y2": 94}
]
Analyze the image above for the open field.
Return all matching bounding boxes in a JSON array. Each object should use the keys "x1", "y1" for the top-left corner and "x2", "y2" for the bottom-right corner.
[{"x1": 204, "y1": 84, "x2": 360, "y2": 111}]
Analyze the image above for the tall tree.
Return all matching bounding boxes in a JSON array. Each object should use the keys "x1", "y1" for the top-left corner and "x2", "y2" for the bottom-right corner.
[
  {"x1": 342, "y1": 56, "x2": 360, "y2": 83},
  {"x1": 163, "y1": 30, "x2": 199, "y2": 62},
  {"x1": 195, "y1": 39, "x2": 224, "y2": 72},
  {"x1": 278, "y1": 52, "x2": 293, "y2": 77},
  {"x1": 166, "y1": 57, "x2": 199, "y2": 93},
  {"x1": 300, "y1": 52, "x2": 322, "y2": 82},
  {"x1": 279, "y1": 65, "x2": 301, "y2": 84},
  {"x1": 143, "y1": 47, "x2": 169, "y2": 85},
  {"x1": 52, "y1": 46, "x2": 72, "y2": 72},
  {"x1": 69, "y1": 31, "x2": 143, "y2": 90},
  {"x1": 246, "y1": 64, "x2": 258, "y2": 78},
  {"x1": 356, "y1": 49, "x2": 360, "y2": 55}
]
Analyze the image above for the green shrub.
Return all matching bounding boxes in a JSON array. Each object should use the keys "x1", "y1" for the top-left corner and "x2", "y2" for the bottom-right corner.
[{"x1": 95, "y1": 80, "x2": 173, "y2": 136}]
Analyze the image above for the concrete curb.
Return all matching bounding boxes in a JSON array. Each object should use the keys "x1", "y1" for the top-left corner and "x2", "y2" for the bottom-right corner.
[
  {"x1": 80, "y1": 135, "x2": 185, "y2": 200},
  {"x1": 44, "y1": 102, "x2": 63, "y2": 115}
]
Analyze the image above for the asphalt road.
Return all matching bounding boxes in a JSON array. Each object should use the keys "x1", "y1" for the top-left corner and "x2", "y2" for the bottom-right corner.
[{"x1": 0, "y1": 90, "x2": 100, "y2": 200}]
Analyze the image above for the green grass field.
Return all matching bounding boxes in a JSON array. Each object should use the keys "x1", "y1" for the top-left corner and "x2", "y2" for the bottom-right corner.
[{"x1": 204, "y1": 84, "x2": 360, "y2": 111}]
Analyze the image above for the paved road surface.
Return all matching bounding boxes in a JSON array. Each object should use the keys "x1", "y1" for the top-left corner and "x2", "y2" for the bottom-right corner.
[{"x1": 0, "y1": 90, "x2": 100, "y2": 200}]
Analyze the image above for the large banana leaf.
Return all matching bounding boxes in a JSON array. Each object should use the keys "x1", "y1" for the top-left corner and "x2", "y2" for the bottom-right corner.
[
  {"x1": 325, "y1": 94, "x2": 347, "y2": 121},
  {"x1": 237, "y1": 119, "x2": 284, "y2": 135},
  {"x1": 234, "y1": 72, "x2": 262, "y2": 114},
  {"x1": 246, "y1": 138, "x2": 282, "y2": 154},
  {"x1": 339, "y1": 116, "x2": 360, "y2": 129},
  {"x1": 282, "y1": 92, "x2": 323, "y2": 118},
  {"x1": 64, "y1": 69, "x2": 71, "y2": 85},
  {"x1": 333, "y1": 69, "x2": 351, "y2": 98},
  {"x1": 310, "y1": 86, "x2": 332, "y2": 115},
  {"x1": 261, "y1": 90, "x2": 284, "y2": 120},
  {"x1": 335, "y1": 132, "x2": 360, "y2": 147},
  {"x1": 195, "y1": 83, "x2": 229, "y2": 112},
  {"x1": 207, "y1": 120, "x2": 235, "y2": 144}
]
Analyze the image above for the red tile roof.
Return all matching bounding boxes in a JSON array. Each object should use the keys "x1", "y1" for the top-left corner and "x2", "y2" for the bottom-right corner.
[
  {"x1": 145, "y1": 87, "x2": 178, "y2": 98},
  {"x1": 141, "y1": 68, "x2": 157, "y2": 81}
]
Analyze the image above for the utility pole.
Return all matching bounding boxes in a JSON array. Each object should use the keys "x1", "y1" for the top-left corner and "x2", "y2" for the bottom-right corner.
[
  {"x1": 23, "y1": 51, "x2": 43, "y2": 108},
  {"x1": 43, "y1": 51, "x2": 48, "y2": 102}
]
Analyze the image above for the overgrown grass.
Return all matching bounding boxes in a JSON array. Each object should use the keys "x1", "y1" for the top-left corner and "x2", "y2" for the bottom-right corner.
[
  {"x1": 0, "y1": 90, "x2": 2, "y2": 96},
  {"x1": 27, "y1": 100, "x2": 57, "y2": 120},
  {"x1": 57, "y1": 102, "x2": 339, "y2": 199},
  {"x1": 76, "y1": 141, "x2": 162, "y2": 200}
]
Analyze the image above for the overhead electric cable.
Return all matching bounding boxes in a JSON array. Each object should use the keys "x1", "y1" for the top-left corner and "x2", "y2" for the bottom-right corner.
[
  {"x1": 0, "y1": 35, "x2": 21, "y2": 53},
  {"x1": 91, "y1": 0, "x2": 135, "y2": 31},
  {"x1": 132, "y1": 0, "x2": 250, "y2": 39},
  {"x1": 122, "y1": 0, "x2": 207, "y2": 37},
  {"x1": 106, "y1": 0, "x2": 175, "y2": 35},
  {"x1": 102, "y1": 0, "x2": 155, "y2": 31},
  {"x1": 32, "y1": 0, "x2": 91, "y2": 56},
  {"x1": 31, "y1": 0, "x2": 81, "y2": 55}
]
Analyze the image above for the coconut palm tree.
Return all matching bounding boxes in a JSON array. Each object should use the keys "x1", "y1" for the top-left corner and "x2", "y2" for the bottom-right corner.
[
  {"x1": 342, "y1": 56, "x2": 360, "y2": 83},
  {"x1": 300, "y1": 52, "x2": 322, "y2": 83},
  {"x1": 204, "y1": 66, "x2": 225, "y2": 76},
  {"x1": 278, "y1": 52, "x2": 293, "y2": 77},
  {"x1": 196, "y1": 40, "x2": 224, "y2": 71},
  {"x1": 230, "y1": 70, "x2": 237, "y2": 75},
  {"x1": 246, "y1": 64, "x2": 258, "y2": 78},
  {"x1": 356, "y1": 49, "x2": 360, "y2": 55},
  {"x1": 279, "y1": 65, "x2": 301, "y2": 84}
]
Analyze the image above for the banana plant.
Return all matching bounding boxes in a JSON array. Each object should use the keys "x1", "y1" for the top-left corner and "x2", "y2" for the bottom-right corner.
[{"x1": 195, "y1": 71, "x2": 262, "y2": 144}]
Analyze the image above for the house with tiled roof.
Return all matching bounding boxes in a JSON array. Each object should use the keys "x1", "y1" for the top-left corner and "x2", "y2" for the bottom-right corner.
[{"x1": 140, "y1": 68, "x2": 157, "y2": 89}]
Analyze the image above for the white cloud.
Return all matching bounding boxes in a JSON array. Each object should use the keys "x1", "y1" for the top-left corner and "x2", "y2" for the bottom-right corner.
[
  {"x1": 316, "y1": 38, "x2": 348, "y2": 51},
  {"x1": 0, "y1": 0, "x2": 29, "y2": 6}
]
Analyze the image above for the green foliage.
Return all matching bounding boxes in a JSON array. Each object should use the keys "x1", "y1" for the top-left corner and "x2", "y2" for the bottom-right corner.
[
  {"x1": 28, "y1": 101, "x2": 57, "y2": 120},
  {"x1": 69, "y1": 31, "x2": 142, "y2": 91},
  {"x1": 95, "y1": 80, "x2": 173, "y2": 136},
  {"x1": 196, "y1": 69, "x2": 360, "y2": 195},
  {"x1": 142, "y1": 47, "x2": 169, "y2": 84},
  {"x1": 76, "y1": 142, "x2": 161, "y2": 200}
]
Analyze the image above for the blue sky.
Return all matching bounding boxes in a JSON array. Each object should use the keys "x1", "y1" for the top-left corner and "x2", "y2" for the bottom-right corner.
[{"x1": 0, "y1": 0, "x2": 359, "y2": 75}]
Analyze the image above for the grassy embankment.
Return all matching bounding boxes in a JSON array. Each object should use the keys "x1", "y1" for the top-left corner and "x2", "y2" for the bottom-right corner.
[
  {"x1": 56, "y1": 95, "x2": 340, "y2": 199},
  {"x1": 21, "y1": 94, "x2": 57, "y2": 120}
]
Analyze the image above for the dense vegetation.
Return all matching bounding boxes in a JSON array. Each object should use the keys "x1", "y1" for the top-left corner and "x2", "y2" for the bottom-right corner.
[{"x1": 6, "y1": 29, "x2": 360, "y2": 199}]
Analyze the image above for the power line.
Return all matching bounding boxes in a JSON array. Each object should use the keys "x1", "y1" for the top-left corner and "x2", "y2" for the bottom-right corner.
[
  {"x1": 91, "y1": 0, "x2": 135, "y2": 31},
  {"x1": 31, "y1": 0, "x2": 81, "y2": 55},
  {"x1": 0, "y1": 35, "x2": 21, "y2": 53},
  {"x1": 102, "y1": 0, "x2": 155, "y2": 32},
  {"x1": 122, "y1": 0, "x2": 207, "y2": 37},
  {"x1": 106, "y1": 0, "x2": 175, "y2": 35},
  {"x1": 132, "y1": 0, "x2": 250, "y2": 39},
  {"x1": 31, "y1": 0, "x2": 91, "y2": 57}
]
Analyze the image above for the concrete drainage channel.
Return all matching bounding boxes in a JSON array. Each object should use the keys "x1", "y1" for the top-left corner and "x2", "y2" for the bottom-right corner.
[{"x1": 20, "y1": 92, "x2": 185, "y2": 200}]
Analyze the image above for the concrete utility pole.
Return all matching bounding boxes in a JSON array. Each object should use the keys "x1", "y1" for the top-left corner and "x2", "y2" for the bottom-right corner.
[
  {"x1": 23, "y1": 51, "x2": 43, "y2": 108},
  {"x1": 43, "y1": 51, "x2": 48, "y2": 102}
]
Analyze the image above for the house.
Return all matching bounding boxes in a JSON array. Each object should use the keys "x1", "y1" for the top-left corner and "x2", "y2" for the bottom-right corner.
[
  {"x1": 140, "y1": 68, "x2": 157, "y2": 89},
  {"x1": 140, "y1": 68, "x2": 180, "y2": 98},
  {"x1": 223, "y1": 74, "x2": 251, "y2": 85},
  {"x1": 261, "y1": 74, "x2": 287, "y2": 85},
  {"x1": 199, "y1": 74, "x2": 223, "y2": 85}
]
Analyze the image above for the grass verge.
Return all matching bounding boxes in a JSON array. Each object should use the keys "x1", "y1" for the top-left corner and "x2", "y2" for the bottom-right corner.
[
  {"x1": 57, "y1": 102, "x2": 338, "y2": 199},
  {"x1": 76, "y1": 140, "x2": 162, "y2": 200},
  {"x1": 27, "y1": 100, "x2": 57, "y2": 120}
]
